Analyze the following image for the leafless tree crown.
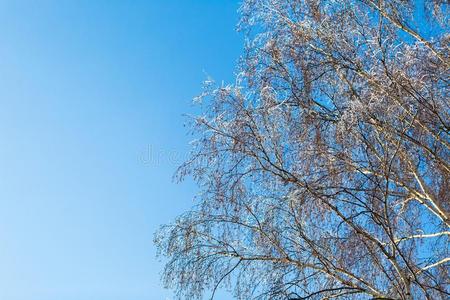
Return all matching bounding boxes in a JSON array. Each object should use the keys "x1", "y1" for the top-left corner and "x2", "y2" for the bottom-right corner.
[{"x1": 155, "y1": 0, "x2": 449, "y2": 299}]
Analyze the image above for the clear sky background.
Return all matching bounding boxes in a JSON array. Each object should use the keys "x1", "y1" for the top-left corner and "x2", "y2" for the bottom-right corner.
[{"x1": 0, "y1": 1, "x2": 241, "y2": 299}]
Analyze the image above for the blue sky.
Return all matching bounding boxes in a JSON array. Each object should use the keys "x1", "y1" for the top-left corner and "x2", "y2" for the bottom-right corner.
[{"x1": 0, "y1": 1, "x2": 241, "y2": 299}]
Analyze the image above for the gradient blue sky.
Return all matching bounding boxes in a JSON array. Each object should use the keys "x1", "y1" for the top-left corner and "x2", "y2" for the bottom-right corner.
[{"x1": 0, "y1": 1, "x2": 241, "y2": 299}]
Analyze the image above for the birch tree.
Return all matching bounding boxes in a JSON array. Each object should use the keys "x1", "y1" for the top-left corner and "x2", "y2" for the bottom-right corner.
[{"x1": 155, "y1": 1, "x2": 449, "y2": 299}]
